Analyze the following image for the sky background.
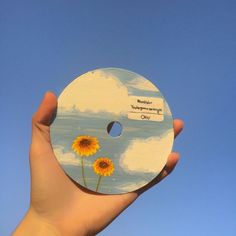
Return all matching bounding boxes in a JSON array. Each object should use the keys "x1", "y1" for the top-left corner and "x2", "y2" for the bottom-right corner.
[{"x1": 0, "y1": 0, "x2": 236, "y2": 235}]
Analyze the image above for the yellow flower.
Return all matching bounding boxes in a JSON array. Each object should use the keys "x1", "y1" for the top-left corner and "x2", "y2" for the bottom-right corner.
[
  {"x1": 93, "y1": 157, "x2": 114, "y2": 176},
  {"x1": 72, "y1": 135, "x2": 99, "y2": 156}
]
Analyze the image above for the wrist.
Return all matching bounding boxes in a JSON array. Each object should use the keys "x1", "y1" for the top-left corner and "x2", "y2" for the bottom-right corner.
[
  {"x1": 13, "y1": 207, "x2": 89, "y2": 236},
  {"x1": 13, "y1": 208, "x2": 62, "y2": 236}
]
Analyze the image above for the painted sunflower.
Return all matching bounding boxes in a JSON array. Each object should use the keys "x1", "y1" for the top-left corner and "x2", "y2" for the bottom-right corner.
[
  {"x1": 93, "y1": 157, "x2": 114, "y2": 176},
  {"x1": 72, "y1": 135, "x2": 100, "y2": 157}
]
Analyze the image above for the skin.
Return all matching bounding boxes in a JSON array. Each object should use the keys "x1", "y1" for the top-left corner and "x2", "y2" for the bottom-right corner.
[{"x1": 13, "y1": 92, "x2": 184, "y2": 236}]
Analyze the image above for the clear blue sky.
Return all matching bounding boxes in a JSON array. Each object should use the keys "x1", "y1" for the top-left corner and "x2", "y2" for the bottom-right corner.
[{"x1": 1, "y1": 0, "x2": 236, "y2": 235}]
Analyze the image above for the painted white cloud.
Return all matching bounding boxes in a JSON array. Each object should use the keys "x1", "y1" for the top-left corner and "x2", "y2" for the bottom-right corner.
[
  {"x1": 54, "y1": 145, "x2": 92, "y2": 167},
  {"x1": 127, "y1": 77, "x2": 159, "y2": 91},
  {"x1": 116, "y1": 180, "x2": 147, "y2": 192},
  {"x1": 53, "y1": 146, "x2": 80, "y2": 166},
  {"x1": 58, "y1": 70, "x2": 129, "y2": 115},
  {"x1": 119, "y1": 131, "x2": 173, "y2": 173}
]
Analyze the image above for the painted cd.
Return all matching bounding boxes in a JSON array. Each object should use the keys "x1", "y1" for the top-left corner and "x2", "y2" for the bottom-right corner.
[{"x1": 51, "y1": 68, "x2": 174, "y2": 194}]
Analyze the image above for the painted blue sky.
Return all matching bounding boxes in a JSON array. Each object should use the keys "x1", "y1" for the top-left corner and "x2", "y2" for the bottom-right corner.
[{"x1": 1, "y1": 1, "x2": 236, "y2": 235}]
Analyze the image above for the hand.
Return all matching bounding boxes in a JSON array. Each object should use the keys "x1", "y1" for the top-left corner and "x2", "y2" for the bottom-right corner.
[{"x1": 13, "y1": 92, "x2": 184, "y2": 236}]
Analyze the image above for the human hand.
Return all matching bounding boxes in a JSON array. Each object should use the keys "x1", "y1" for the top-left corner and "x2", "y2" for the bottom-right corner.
[{"x1": 13, "y1": 92, "x2": 184, "y2": 236}]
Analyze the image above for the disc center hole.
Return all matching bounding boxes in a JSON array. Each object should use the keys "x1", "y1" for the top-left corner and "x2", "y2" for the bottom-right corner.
[{"x1": 107, "y1": 121, "x2": 123, "y2": 137}]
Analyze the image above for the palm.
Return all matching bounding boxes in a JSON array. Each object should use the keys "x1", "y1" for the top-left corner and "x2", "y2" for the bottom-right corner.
[
  {"x1": 30, "y1": 144, "x2": 138, "y2": 234},
  {"x1": 28, "y1": 92, "x2": 183, "y2": 235}
]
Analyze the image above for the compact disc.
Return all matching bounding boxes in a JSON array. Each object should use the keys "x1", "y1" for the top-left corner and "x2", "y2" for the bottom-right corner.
[{"x1": 51, "y1": 68, "x2": 174, "y2": 194}]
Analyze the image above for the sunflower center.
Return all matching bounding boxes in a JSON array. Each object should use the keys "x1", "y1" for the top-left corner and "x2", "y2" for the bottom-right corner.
[
  {"x1": 99, "y1": 161, "x2": 109, "y2": 169},
  {"x1": 79, "y1": 139, "x2": 91, "y2": 147}
]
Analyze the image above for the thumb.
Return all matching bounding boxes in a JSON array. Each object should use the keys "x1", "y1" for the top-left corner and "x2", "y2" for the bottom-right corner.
[{"x1": 30, "y1": 92, "x2": 57, "y2": 157}]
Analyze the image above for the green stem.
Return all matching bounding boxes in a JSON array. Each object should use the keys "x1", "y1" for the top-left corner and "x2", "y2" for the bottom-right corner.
[
  {"x1": 95, "y1": 175, "x2": 102, "y2": 192},
  {"x1": 81, "y1": 157, "x2": 87, "y2": 187}
]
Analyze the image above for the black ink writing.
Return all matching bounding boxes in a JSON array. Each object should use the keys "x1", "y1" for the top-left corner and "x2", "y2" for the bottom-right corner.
[
  {"x1": 137, "y1": 99, "x2": 152, "y2": 105},
  {"x1": 131, "y1": 105, "x2": 163, "y2": 115}
]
